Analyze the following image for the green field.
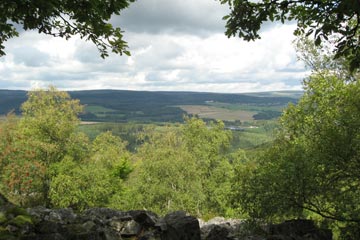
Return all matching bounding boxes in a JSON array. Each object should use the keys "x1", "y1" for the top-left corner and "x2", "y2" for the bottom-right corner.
[
  {"x1": 207, "y1": 102, "x2": 285, "y2": 112},
  {"x1": 178, "y1": 105, "x2": 257, "y2": 121},
  {"x1": 84, "y1": 105, "x2": 126, "y2": 118}
]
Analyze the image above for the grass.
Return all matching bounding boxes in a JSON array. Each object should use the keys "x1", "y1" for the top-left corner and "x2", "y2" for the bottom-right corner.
[
  {"x1": 84, "y1": 105, "x2": 117, "y2": 113},
  {"x1": 178, "y1": 105, "x2": 257, "y2": 122},
  {"x1": 230, "y1": 121, "x2": 277, "y2": 149},
  {"x1": 208, "y1": 102, "x2": 285, "y2": 112}
]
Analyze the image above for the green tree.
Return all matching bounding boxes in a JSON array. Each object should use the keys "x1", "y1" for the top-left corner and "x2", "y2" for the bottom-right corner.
[
  {"x1": 126, "y1": 118, "x2": 234, "y2": 217},
  {"x1": 19, "y1": 86, "x2": 83, "y2": 165},
  {"x1": 0, "y1": 113, "x2": 47, "y2": 205},
  {"x1": 235, "y1": 72, "x2": 360, "y2": 233},
  {"x1": 0, "y1": 0, "x2": 134, "y2": 58},
  {"x1": 0, "y1": 87, "x2": 84, "y2": 206},
  {"x1": 182, "y1": 117, "x2": 233, "y2": 216},
  {"x1": 0, "y1": 88, "x2": 134, "y2": 209},
  {"x1": 49, "y1": 131, "x2": 132, "y2": 210},
  {"x1": 0, "y1": 113, "x2": 20, "y2": 170},
  {"x1": 220, "y1": 0, "x2": 360, "y2": 71},
  {"x1": 124, "y1": 128, "x2": 204, "y2": 216}
]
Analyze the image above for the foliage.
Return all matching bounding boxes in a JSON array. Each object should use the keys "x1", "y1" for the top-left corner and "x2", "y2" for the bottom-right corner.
[
  {"x1": 2, "y1": 160, "x2": 46, "y2": 206},
  {"x1": 90, "y1": 131, "x2": 132, "y2": 179},
  {"x1": 19, "y1": 86, "x2": 83, "y2": 164},
  {"x1": 234, "y1": 71, "x2": 360, "y2": 228},
  {"x1": 0, "y1": 0, "x2": 134, "y2": 58},
  {"x1": 295, "y1": 35, "x2": 360, "y2": 82},
  {"x1": 0, "y1": 113, "x2": 46, "y2": 205},
  {"x1": 123, "y1": 128, "x2": 205, "y2": 215},
  {"x1": 12, "y1": 87, "x2": 84, "y2": 206},
  {"x1": 0, "y1": 87, "x2": 132, "y2": 209},
  {"x1": 221, "y1": 0, "x2": 360, "y2": 72},
  {"x1": 0, "y1": 113, "x2": 21, "y2": 169},
  {"x1": 182, "y1": 117, "x2": 234, "y2": 216},
  {"x1": 226, "y1": 35, "x2": 360, "y2": 237},
  {"x1": 78, "y1": 122, "x2": 155, "y2": 152},
  {"x1": 49, "y1": 158, "x2": 113, "y2": 210},
  {"x1": 124, "y1": 118, "x2": 235, "y2": 217},
  {"x1": 49, "y1": 131, "x2": 132, "y2": 210},
  {"x1": 0, "y1": 88, "x2": 81, "y2": 206}
]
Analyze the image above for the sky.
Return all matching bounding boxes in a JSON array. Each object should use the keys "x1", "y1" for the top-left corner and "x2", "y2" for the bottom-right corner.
[{"x1": 0, "y1": 0, "x2": 309, "y2": 93}]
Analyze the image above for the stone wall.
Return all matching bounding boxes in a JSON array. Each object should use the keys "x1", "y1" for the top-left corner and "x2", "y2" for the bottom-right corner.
[{"x1": 0, "y1": 194, "x2": 332, "y2": 240}]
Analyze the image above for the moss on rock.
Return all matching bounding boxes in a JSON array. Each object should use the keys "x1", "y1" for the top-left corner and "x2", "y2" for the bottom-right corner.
[
  {"x1": 0, "y1": 213, "x2": 6, "y2": 224},
  {"x1": 8, "y1": 215, "x2": 33, "y2": 227},
  {"x1": 0, "y1": 226, "x2": 16, "y2": 240},
  {"x1": 5, "y1": 207, "x2": 28, "y2": 218}
]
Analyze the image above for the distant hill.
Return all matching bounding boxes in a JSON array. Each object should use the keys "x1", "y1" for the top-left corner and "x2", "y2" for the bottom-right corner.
[
  {"x1": 0, "y1": 90, "x2": 28, "y2": 115},
  {"x1": 244, "y1": 90, "x2": 303, "y2": 99},
  {"x1": 0, "y1": 89, "x2": 302, "y2": 123}
]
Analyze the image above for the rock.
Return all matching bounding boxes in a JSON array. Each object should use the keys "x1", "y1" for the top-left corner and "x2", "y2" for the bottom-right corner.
[
  {"x1": 268, "y1": 220, "x2": 332, "y2": 240},
  {"x1": 199, "y1": 218, "x2": 333, "y2": 240},
  {"x1": 128, "y1": 210, "x2": 159, "y2": 228},
  {"x1": 162, "y1": 211, "x2": 201, "y2": 240},
  {"x1": 109, "y1": 218, "x2": 142, "y2": 236},
  {"x1": 37, "y1": 220, "x2": 63, "y2": 234},
  {"x1": 81, "y1": 208, "x2": 128, "y2": 221},
  {"x1": 0, "y1": 194, "x2": 333, "y2": 240},
  {"x1": 27, "y1": 207, "x2": 77, "y2": 224},
  {"x1": 200, "y1": 217, "x2": 244, "y2": 240},
  {"x1": 204, "y1": 225, "x2": 231, "y2": 240}
]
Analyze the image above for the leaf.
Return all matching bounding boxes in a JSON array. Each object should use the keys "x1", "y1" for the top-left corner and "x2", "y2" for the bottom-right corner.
[
  {"x1": 314, "y1": 36, "x2": 322, "y2": 46},
  {"x1": 305, "y1": 29, "x2": 314, "y2": 37}
]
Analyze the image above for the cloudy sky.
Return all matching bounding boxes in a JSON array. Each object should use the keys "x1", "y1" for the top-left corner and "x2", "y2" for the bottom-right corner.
[{"x1": 0, "y1": 0, "x2": 308, "y2": 93}]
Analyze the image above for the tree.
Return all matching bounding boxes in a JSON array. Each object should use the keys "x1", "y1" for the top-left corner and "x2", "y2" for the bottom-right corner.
[
  {"x1": 19, "y1": 86, "x2": 83, "y2": 165},
  {"x1": 49, "y1": 132, "x2": 132, "y2": 210},
  {"x1": 1, "y1": 88, "x2": 133, "y2": 209},
  {"x1": 294, "y1": 35, "x2": 360, "y2": 82},
  {"x1": 0, "y1": 113, "x2": 46, "y2": 206},
  {"x1": 0, "y1": 87, "x2": 84, "y2": 206},
  {"x1": 220, "y1": 0, "x2": 360, "y2": 71},
  {"x1": 228, "y1": 36, "x2": 360, "y2": 237},
  {"x1": 0, "y1": 0, "x2": 134, "y2": 58},
  {"x1": 124, "y1": 118, "x2": 234, "y2": 217},
  {"x1": 123, "y1": 128, "x2": 205, "y2": 216},
  {"x1": 182, "y1": 117, "x2": 234, "y2": 216},
  {"x1": 233, "y1": 70, "x2": 360, "y2": 237}
]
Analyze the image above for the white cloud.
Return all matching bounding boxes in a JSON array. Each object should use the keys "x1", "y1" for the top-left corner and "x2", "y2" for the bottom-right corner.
[{"x1": 0, "y1": 1, "x2": 307, "y2": 93}]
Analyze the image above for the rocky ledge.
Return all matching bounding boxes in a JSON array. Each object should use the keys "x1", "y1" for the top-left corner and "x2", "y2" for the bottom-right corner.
[{"x1": 0, "y1": 196, "x2": 332, "y2": 240}]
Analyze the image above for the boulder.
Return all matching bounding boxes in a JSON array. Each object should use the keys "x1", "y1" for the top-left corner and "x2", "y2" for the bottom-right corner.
[
  {"x1": 268, "y1": 220, "x2": 332, "y2": 240},
  {"x1": 199, "y1": 218, "x2": 332, "y2": 240},
  {"x1": 161, "y1": 211, "x2": 201, "y2": 240},
  {"x1": 200, "y1": 217, "x2": 244, "y2": 240},
  {"x1": 204, "y1": 225, "x2": 231, "y2": 240}
]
